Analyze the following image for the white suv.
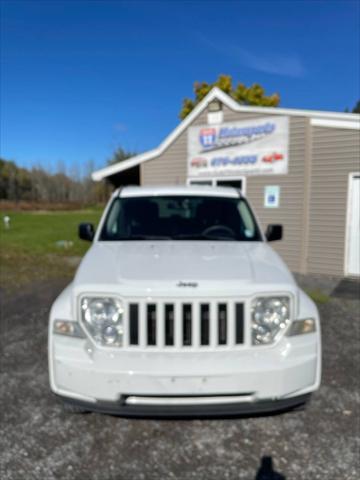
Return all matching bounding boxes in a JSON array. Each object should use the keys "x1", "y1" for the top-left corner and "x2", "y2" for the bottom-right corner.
[{"x1": 48, "y1": 185, "x2": 321, "y2": 416}]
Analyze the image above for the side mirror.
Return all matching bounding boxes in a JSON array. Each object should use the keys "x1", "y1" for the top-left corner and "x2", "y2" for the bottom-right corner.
[
  {"x1": 79, "y1": 223, "x2": 95, "y2": 242},
  {"x1": 265, "y1": 224, "x2": 283, "y2": 242}
]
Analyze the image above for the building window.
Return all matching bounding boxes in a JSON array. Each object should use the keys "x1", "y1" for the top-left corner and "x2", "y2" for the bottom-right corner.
[
  {"x1": 188, "y1": 180, "x2": 213, "y2": 186},
  {"x1": 216, "y1": 179, "x2": 243, "y2": 190},
  {"x1": 187, "y1": 177, "x2": 246, "y2": 194}
]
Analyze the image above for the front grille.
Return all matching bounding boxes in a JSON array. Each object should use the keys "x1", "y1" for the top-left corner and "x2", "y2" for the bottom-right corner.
[
  {"x1": 147, "y1": 304, "x2": 157, "y2": 346},
  {"x1": 182, "y1": 304, "x2": 192, "y2": 346},
  {"x1": 200, "y1": 303, "x2": 210, "y2": 346},
  {"x1": 129, "y1": 304, "x2": 139, "y2": 345},
  {"x1": 125, "y1": 300, "x2": 245, "y2": 349},
  {"x1": 165, "y1": 304, "x2": 175, "y2": 346}
]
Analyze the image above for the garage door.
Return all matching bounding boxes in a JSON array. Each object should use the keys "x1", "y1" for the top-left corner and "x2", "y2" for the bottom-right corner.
[{"x1": 346, "y1": 174, "x2": 360, "y2": 276}]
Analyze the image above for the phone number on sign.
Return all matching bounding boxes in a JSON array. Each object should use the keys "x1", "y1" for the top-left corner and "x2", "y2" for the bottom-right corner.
[{"x1": 210, "y1": 156, "x2": 257, "y2": 167}]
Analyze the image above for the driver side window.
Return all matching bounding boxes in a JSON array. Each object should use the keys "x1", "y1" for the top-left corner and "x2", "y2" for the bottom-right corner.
[
  {"x1": 238, "y1": 201, "x2": 256, "y2": 238},
  {"x1": 105, "y1": 199, "x2": 122, "y2": 237}
]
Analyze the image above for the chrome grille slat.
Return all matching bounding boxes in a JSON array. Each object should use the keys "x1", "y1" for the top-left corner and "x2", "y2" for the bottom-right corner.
[
  {"x1": 157, "y1": 302, "x2": 164, "y2": 348},
  {"x1": 192, "y1": 302, "x2": 200, "y2": 348},
  {"x1": 139, "y1": 302, "x2": 147, "y2": 348},
  {"x1": 174, "y1": 301, "x2": 182, "y2": 348},
  {"x1": 122, "y1": 302, "x2": 130, "y2": 347},
  {"x1": 127, "y1": 299, "x2": 245, "y2": 349},
  {"x1": 227, "y1": 301, "x2": 235, "y2": 348},
  {"x1": 210, "y1": 301, "x2": 217, "y2": 348}
]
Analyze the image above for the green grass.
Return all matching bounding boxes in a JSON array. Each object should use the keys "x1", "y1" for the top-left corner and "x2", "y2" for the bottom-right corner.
[
  {"x1": 0, "y1": 209, "x2": 102, "y2": 256},
  {"x1": 0, "y1": 209, "x2": 102, "y2": 290},
  {"x1": 305, "y1": 289, "x2": 331, "y2": 304}
]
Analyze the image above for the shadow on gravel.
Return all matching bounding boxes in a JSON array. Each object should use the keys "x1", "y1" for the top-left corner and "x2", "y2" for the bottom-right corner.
[
  {"x1": 255, "y1": 456, "x2": 286, "y2": 480},
  {"x1": 331, "y1": 278, "x2": 360, "y2": 300}
]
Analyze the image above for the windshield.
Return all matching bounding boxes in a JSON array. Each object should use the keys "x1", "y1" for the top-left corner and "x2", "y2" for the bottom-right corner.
[{"x1": 99, "y1": 195, "x2": 262, "y2": 241}]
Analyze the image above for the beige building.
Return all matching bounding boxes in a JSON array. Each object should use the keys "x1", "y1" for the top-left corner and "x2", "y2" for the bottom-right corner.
[{"x1": 92, "y1": 88, "x2": 360, "y2": 278}]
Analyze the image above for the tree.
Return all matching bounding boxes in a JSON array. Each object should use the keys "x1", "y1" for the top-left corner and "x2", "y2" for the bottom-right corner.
[
  {"x1": 0, "y1": 147, "x2": 138, "y2": 205},
  {"x1": 179, "y1": 74, "x2": 280, "y2": 119},
  {"x1": 344, "y1": 101, "x2": 360, "y2": 113},
  {"x1": 107, "y1": 147, "x2": 136, "y2": 166},
  {"x1": 0, "y1": 158, "x2": 102, "y2": 204},
  {"x1": 352, "y1": 100, "x2": 360, "y2": 113}
]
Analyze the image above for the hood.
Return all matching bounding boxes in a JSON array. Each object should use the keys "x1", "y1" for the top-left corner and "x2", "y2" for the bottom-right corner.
[{"x1": 74, "y1": 241, "x2": 295, "y2": 296}]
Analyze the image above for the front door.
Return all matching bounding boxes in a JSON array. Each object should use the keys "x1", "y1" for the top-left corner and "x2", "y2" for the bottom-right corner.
[{"x1": 346, "y1": 174, "x2": 360, "y2": 276}]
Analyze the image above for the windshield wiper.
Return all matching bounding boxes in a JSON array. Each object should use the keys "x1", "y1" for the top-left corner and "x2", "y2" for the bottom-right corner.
[
  {"x1": 116, "y1": 234, "x2": 173, "y2": 240},
  {"x1": 172, "y1": 233, "x2": 237, "y2": 241}
]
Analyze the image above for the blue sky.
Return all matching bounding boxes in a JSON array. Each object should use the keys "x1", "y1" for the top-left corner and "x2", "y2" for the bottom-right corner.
[{"x1": 1, "y1": 0, "x2": 359, "y2": 173}]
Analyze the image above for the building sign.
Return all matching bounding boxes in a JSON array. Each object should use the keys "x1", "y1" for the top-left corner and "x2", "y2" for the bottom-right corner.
[
  {"x1": 187, "y1": 116, "x2": 289, "y2": 178},
  {"x1": 264, "y1": 185, "x2": 280, "y2": 208}
]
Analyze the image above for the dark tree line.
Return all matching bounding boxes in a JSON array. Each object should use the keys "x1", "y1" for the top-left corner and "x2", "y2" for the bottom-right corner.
[
  {"x1": 0, "y1": 158, "x2": 109, "y2": 204},
  {"x1": 0, "y1": 148, "x2": 135, "y2": 205},
  {"x1": 345, "y1": 100, "x2": 360, "y2": 113}
]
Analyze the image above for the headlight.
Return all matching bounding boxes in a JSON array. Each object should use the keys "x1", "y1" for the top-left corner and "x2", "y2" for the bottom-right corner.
[
  {"x1": 251, "y1": 296, "x2": 291, "y2": 345},
  {"x1": 80, "y1": 297, "x2": 124, "y2": 347}
]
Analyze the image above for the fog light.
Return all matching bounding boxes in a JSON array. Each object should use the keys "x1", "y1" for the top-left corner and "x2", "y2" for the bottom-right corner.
[
  {"x1": 53, "y1": 320, "x2": 85, "y2": 338},
  {"x1": 287, "y1": 318, "x2": 316, "y2": 336},
  {"x1": 102, "y1": 325, "x2": 120, "y2": 345}
]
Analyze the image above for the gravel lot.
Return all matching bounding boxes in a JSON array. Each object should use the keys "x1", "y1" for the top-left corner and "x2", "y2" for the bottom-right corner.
[{"x1": 0, "y1": 276, "x2": 359, "y2": 480}]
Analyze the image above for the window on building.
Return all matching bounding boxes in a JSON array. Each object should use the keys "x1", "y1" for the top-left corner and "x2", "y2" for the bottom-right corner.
[
  {"x1": 188, "y1": 180, "x2": 213, "y2": 186},
  {"x1": 187, "y1": 177, "x2": 246, "y2": 193},
  {"x1": 216, "y1": 179, "x2": 243, "y2": 190}
]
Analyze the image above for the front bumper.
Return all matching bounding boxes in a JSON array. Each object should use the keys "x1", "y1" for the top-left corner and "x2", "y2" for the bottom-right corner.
[
  {"x1": 49, "y1": 331, "x2": 321, "y2": 416},
  {"x1": 57, "y1": 392, "x2": 311, "y2": 418}
]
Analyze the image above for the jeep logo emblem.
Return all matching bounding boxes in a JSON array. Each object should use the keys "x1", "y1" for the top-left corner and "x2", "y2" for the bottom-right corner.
[{"x1": 176, "y1": 281, "x2": 198, "y2": 288}]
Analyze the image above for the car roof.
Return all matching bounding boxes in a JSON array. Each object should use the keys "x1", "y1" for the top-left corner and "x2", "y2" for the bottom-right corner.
[{"x1": 115, "y1": 184, "x2": 242, "y2": 199}]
